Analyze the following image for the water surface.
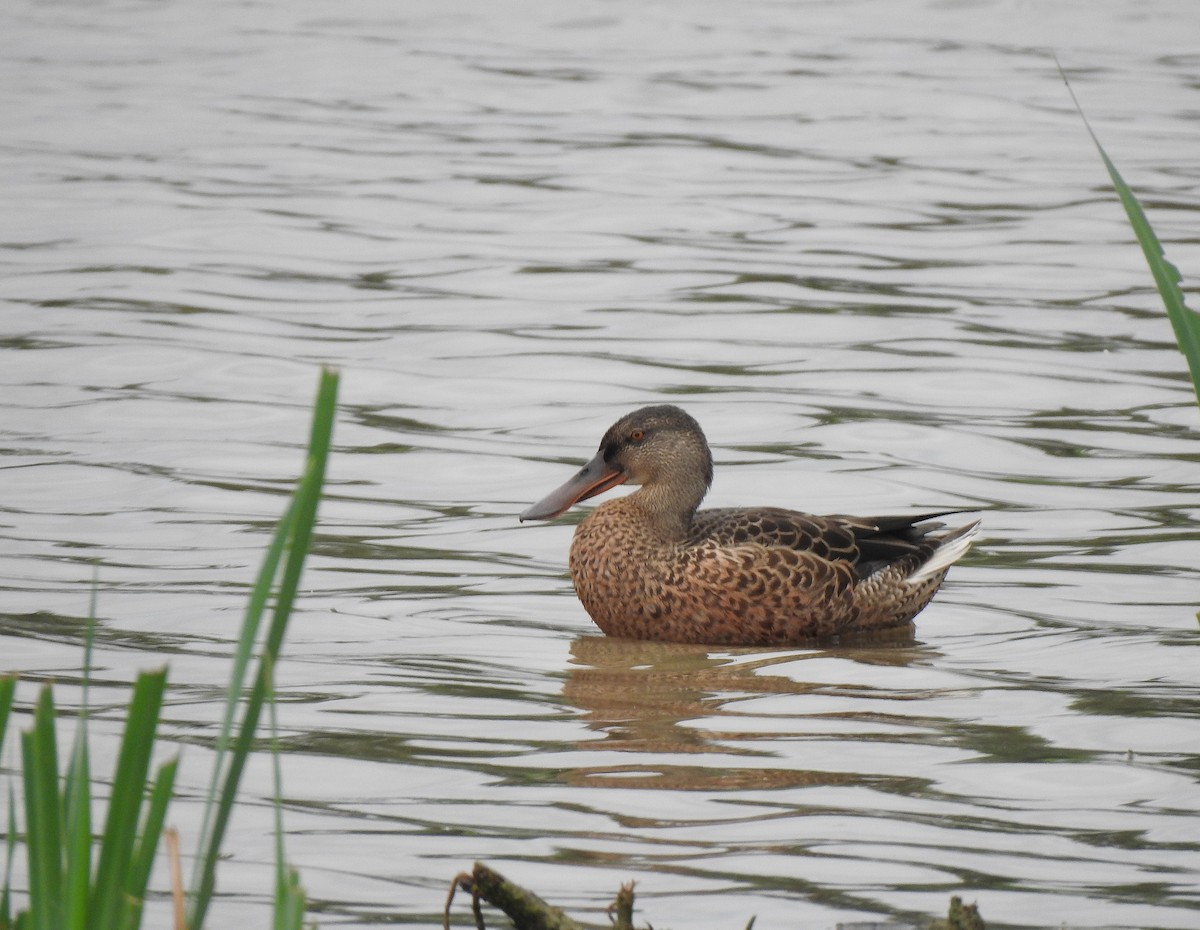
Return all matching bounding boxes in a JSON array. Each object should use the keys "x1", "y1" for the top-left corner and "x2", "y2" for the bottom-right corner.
[{"x1": 2, "y1": 0, "x2": 1199, "y2": 927}]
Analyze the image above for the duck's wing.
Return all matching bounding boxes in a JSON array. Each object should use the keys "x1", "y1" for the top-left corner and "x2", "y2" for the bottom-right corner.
[
  {"x1": 690, "y1": 507, "x2": 859, "y2": 560},
  {"x1": 692, "y1": 507, "x2": 977, "y2": 580},
  {"x1": 831, "y1": 510, "x2": 978, "y2": 579}
]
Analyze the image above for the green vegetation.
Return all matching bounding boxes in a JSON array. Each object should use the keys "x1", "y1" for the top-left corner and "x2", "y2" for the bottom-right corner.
[
  {"x1": 187, "y1": 367, "x2": 336, "y2": 930},
  {"x1": 1060, "y1": 64, "x2": 1200, "y2": 407},
  {"x1": 0, "y1": 367, "x2": 338, "y2": 929},
  {"x1": 0, "y1": 666, "x2": 175, "y2": 930}
]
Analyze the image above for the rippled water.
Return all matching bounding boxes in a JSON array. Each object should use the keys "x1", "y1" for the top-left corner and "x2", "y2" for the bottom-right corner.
[{"x1": 3, "y1": 0, "x2": 1199, "y2": 927}]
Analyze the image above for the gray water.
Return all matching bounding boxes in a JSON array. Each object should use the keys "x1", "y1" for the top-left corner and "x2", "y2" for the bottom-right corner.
[{"x1": 3, "y1": 0, "x2": 1199, "y2": 926}]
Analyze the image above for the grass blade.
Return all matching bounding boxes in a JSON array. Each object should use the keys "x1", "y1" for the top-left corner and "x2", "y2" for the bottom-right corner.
[
  {"x1": 0, "y1": 677, "x2": 13, "y2": 928},
  {"x1": 0, "y1": 676, "x2": 14, "y2": 757},
  {"x1": 118, "y1": 757, "x2": 179, "y2": 930},
  {"x1": 188, "y1": 367, "x2": 338, "y2": 930},
  {"x1": 190, "y1": 497, "x2": 296, "y2": 894},
  {"x1": 276, "y1": 866, "x2": 306, "y2": 930},
  {"x1": 21, "y1": 686, "x2": 64, "y2": 930},
  {"x1": 266, "y1": 658, "x2": 307, "y2": 930},
  {"x1": 2, "y1": 782, "x2": 16, "y2": 928},
  {"x1": 63, "y1": 610, "x2": 97, "y2": 930},
  {"x1": 62, "y1": 719, "x2": 91, "y2": 930},
  {"x1": 1059, "y1": 62, "x2": 1200, "y2": 406},
  {"x1": 89, "y1": 668, "x2": 167, "y2": 930}
]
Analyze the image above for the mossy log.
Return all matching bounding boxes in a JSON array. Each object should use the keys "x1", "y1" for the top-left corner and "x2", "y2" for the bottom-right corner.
[
  {"x1": 445, "y1": 861, "x2": 979, "y2": 930},
  {"x1": 445, "y1": 862, "x2": 582, "y2": 930},
  {"x1": 931, "y1": 895, "x2": 985, "y2": 930}
]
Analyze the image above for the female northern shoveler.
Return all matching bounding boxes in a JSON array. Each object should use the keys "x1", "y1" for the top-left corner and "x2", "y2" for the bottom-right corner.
[{"x1": 520, "y1": 405, "x2": 978, "y2": 645}]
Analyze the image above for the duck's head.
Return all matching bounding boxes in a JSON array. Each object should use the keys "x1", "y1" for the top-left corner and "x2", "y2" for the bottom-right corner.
[{"x1": 520, "y1": 405, "x2": 714, "y2": 522}]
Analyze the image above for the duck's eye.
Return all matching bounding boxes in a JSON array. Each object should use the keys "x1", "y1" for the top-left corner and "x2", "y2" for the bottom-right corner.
[{"x1": 629, "y1": 429, "x2": 646, "y2": 443}]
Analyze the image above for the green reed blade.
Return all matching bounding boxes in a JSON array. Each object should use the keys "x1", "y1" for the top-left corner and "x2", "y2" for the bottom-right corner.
[
  {"x1": 62, "y1": 720, "x2": 90, "y2": 930},
  {"x1": 270, "y1": 369, "x2": 338, "y2": 642},
  {"x1": 0, "y1": 669, "x2": 14, "y2": 921},
  {"x1": 63, "y1": 608, "x2": 97, "y2": 930},
  {"x1": 0, "y1": 683, "x2": 12, "y2": 930},
  {"x1": 21, "y1": 686, "x2": 63, "y2": 930},
  {"x1": 0, "y1": 676, "x2": 14, "y2": 757},
  {"x1": 118, "y1": 757, "x2": 178, "y2": 930},
  {"x1": 266, "y1": 655, "x2": 284, "y2": 930},
  {"x1": 89, "y1": 668, "x2": 167, "y2": 930},
  {"x1": 1096, "y1": 146, "x2": 1200, "y2": 401},
  {"x1": 265, "y1": 656, "x2": 305, "y2": 930},
  {"x1": 1060, "y1": 62, "x2": 1200, "y2": 407},
  {"x1": 188, "y1": 368, "x2": 338, "y2": 930},
  {"x1": 191, "y1": 495, "x2": 295, "y2": 892},
  {"x1": 275, "y1": 866, "x2": 306, "y2": 930},
  {"x1": 2, "y1": 783, "x2": 15, "y2": 928}
]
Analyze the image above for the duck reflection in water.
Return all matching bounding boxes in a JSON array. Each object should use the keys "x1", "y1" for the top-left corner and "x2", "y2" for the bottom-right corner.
[
  {"x1": 521, "y1": 405, "x2": 978, "y2": 646},
  {"x1": 560, "y1": 632, "x2": 937, "y2": 792}
]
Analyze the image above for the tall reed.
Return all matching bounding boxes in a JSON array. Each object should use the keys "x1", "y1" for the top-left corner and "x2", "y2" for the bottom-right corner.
[
  {"x1": 0, "y1": 367, "x2": 338, "y2": 929},
  {"x1": 187, "y1": 366, "x2": 336, "y2": 929},
  {"x1": 1061, "y1": 63, "x2": 1200, "y2": 408}
]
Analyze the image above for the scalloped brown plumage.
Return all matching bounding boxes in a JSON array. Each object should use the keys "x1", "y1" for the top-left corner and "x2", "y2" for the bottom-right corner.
[{"x1": 520, "y1": 405, "x2": 979, "y2": 645}]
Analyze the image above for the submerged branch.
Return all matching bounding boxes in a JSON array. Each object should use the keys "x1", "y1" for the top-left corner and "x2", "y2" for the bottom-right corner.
[
  {"x1": 931, "y1": 896, "x2": 985, "y2": 930},
  {"x1": 444, "y1": 862, "x2": 982, "y2": 930},
  {"x1": 445, "y1": 863, "x2": 581, "y2": 930}
]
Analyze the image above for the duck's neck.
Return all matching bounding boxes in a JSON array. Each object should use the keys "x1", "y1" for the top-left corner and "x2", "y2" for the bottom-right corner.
[{"x1": 625, "y1": 479, "x2": 705, "y2": 541}]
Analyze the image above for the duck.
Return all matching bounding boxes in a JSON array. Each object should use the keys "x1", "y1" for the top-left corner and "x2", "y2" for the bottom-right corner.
[{"x1": 520, "y1": 405, "x2": 978, "y2": 645}]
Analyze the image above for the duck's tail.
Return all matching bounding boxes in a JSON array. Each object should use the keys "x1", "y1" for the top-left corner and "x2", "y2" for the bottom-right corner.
[{"x1": 907, "y1": 518, "x2": 980, "y2": 583}]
